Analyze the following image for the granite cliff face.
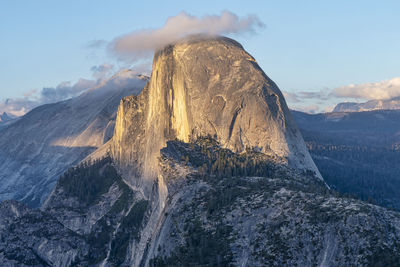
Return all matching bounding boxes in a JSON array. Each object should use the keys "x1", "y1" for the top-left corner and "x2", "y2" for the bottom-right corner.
[
  {"x1": 112, "y1": 36, "x2": 321, "y2": 197},
  {"x1": 1, "y1": 36, "x2": 400, "y2": 266},
  {"x1": 1, "y1": 140, "x2": 400, "y2": 266}
]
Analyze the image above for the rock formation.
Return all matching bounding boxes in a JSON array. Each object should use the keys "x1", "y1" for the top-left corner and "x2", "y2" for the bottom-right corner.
[
  {"x1": 0, "y1": 112, "x2": 14, "y2": 123},
  {"x1": 1, "y1": 139, "x2": 400, "y2": 266},
  {"x1": 111, "y1": 36, "x2": 321, "y2": 198},
  {"x1": 0, "y1": 70, "x2": 147, "y2": 207},
  {"x1": 1, "y1": 36, "x2": 399, "y2": 266}
]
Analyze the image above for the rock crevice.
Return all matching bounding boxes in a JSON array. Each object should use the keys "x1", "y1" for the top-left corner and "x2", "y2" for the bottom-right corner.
[{"x1": 111, "y1": 36, "x2": 322, "y2": 193}]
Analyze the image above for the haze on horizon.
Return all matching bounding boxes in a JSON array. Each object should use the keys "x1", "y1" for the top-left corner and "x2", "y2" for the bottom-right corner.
[{"x1": 1, "y1": 0, "x2": 399, "y2": 115}]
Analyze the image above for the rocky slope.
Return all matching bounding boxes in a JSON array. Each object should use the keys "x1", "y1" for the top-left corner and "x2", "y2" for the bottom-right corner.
[
  {"x1": 0, "y1": 200, "x2": 89, "y2": 266},
  {"x1": 1, "y1": 138, "x2": 400, "y2": 266},
  {"x1": 146, "y1": 140, "x2": 400, "y2": 267},
  {"x1": 0, "y1": 112, "x2": 15, "y2": 124},
  {"x1": 1, "y1": 36, "x2": 400, "y2": 266},
  {"x1": 111, "y1": 36, "x2": 321, "y2": 198},
  {"x1": 333, "y1": 97, "x2": 400, "y2": 112},
  {"x1": 0, "y1": 112, "x2": 17, "y2": 129},
  {"x1": 0, "y1": 70, "x2": 147, "y2": 207}
]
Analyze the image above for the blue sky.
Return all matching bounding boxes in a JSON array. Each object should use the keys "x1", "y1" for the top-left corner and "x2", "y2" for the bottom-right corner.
[{"x1": 1, "y1": 0, "x2": 399, "y2": 113}]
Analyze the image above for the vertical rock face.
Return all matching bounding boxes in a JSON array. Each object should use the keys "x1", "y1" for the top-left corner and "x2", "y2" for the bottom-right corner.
[
  {"x1": 112, "y1": 36, "x2": 321, "y2": 195},
  {"x1": 2, "y1": 36, "x2": 400, "y2": 267}
]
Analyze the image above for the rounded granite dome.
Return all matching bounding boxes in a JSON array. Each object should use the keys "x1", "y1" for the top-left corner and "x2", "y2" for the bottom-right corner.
[{"x1": 112, "y1": 35, "x2": 322, "y2": 182}]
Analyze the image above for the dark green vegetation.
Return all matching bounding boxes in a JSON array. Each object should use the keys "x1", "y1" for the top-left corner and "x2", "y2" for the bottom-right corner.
[
  {"x1": 368, "y1": 246, "x2": 400, "y2": 267},
  {"x1": 163, "y1": 135, "x2": 302, "y2": 179},
  {"x1": 307, "y1": 143, "x2": 400, "y2": 210},
  {"x1": 293, "y1": 110, "x2": 400, "y2": 211},
  {"x1": 57, "y1": 156, "x2": 149, "y2": 265},
  {"x1": 152, "y1": 138, "x2": 400, "y2": 266},
  {"x1": 150, "y1": 218, "x2": 233, "y2": 267},
  {"x1": 58, "y1": 157, "x2": 118, "y2": 205},
  {"x1": 152, "y1": 138, "x2": 332, "y2": 266},
  {"x1": 109, "y1": 199, "x2": 148, "y2": 265},
  {"x1": 2, "y1": 136, "x2": 400, "y2": 266}
]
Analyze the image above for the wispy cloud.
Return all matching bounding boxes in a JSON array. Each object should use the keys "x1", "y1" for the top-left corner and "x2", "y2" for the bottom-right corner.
[
  {"x1": 41, "y1": 79, "x2": 96, "y2": 103},
  {"x1": 109, "y1": 11, "x2": 265, "y2": 62},
  {"x1": 298, "y1": 90, "x2": 331, "y2": 101},
  {"x1": 0, "y1": 98, "x2": 37, "y2": 117},
  {"x1": 332, "y1": 77, "x2": 400, "y2": 100},
  {"x1": 284, "y1": 77, "x2": 400, "y2": 113},
  {"x1": 86, "y1": 39, "x2": 107, "y2": 49},
  {"x1": 0, "y1": 64, "x2": 144, "y2": 117},
  {"x1": 290, "y1": 104, "x2": 322, "y2": 114},
  {"x1": 0, "y1": 78, "x2": 96, "y2": 117},
  {"x1": 283, "y1": 89, "x2": 331, "y2": 103},
  {"x1": 283, "y1": 91, "x2": 301, "y2": 103},
  {"x1": 90, "y1": 63, "x2": 115, "y2": 80},
  {"x1": 283, "y1": 89, "x2": 339, "y2": 113}
]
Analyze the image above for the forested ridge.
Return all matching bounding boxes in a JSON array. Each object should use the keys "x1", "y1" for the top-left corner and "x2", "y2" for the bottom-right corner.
[{"x1": 293, "y1": 110, "x2": 400, "y2": 211}]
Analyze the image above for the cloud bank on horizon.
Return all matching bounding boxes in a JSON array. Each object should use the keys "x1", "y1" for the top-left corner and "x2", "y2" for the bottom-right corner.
[
  {"x1": 284, "y1": 76, "x2": 400, "y2": 113},
  {"x1": 109, "y1": 11, "x2": 265, "y2": 62},
  {"x1": 333, "y1": 77, "x2": 400, "y2": 101},
  {"x1": 0, "y1": 79, "x2": 96, "y2": 117},
  {"x1": 0, "y1": 64, "x2": 144, "y2": 117}
]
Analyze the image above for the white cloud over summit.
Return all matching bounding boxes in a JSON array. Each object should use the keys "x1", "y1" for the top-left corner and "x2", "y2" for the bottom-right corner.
[
  {"x1": 2, "y1": 11, "x2": 263, "y2": 117},
  {"x1": 3, "y1": 11, "x2": 262, "y2": 117},
  {"x1": 109, "y1": 11, "x2": 265, "y2": 62}
]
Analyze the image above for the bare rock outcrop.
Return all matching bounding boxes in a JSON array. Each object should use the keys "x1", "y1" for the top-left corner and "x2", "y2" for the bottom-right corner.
[
  {"x1": 0, "y1": 70, "x2": 147, "y2": 207},
  {"x1": 112, "y1": 36, "x2": 321, "y2": 197},
  {"x1": 1, "y1": 36, "x2": 400, "y2": 267}
]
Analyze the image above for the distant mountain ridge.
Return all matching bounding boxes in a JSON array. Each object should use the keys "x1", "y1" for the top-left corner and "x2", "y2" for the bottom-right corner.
[
  {"x1": 0, "y1": 70, "x2": 147, "y2": 207},
  {"x1": 1, "y1": 36, "x2": 400, "y2": 266},
  {"x1": 0, "y1": 112, "x2": 17, "y2": 126},
  {"x1": 333, "y1": 96, "x2": 400, "y2": 112},
  {"x1": 110, "y1": 35, "x2": 321, "y2": 198},
  {"x1": 292, "y1": 109, "x2": 400, "y2": 211},
  {"x1": 0, "y1": 112, "x2": 13, "y2": 122}
]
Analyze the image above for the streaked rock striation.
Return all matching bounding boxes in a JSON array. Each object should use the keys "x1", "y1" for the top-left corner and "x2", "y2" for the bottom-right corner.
[
  {"x1": 1, "y1": 36, "x2": 399, "y2": 267},
  {"x1": 111, "y1": 36, "x2": 321, "y2": 197}
]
